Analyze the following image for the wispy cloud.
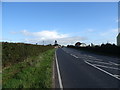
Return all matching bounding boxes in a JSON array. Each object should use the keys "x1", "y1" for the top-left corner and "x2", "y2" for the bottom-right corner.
[
  {"x1": 99, "y1": 28, "x2": 118, "y2": 44},
  {"x1": 24, "y1": 36, "x2": 87, "y2": 45},
  {"x1": 100, "y1": 28, "x2": 118, "y2": 36},
  {"x1": 12, "y1": 30, "x2": 87, "y2": 45},
  {"x1": 20, "y1": 30, "x2": 69, "y2": 40}
]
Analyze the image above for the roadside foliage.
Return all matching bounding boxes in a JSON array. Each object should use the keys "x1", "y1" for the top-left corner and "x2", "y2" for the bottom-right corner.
[
  {"x1": 2, "y1": 42, "x2": 55, "y2": 88},
  {"x1": 2, "y1": 42, "x2": 54, "y2": 68}
]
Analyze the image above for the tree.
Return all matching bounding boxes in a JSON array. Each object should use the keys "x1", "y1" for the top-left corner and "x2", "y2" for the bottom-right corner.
[{"x1": 75, "y1": 42, "x2": 82, "y2": 47}]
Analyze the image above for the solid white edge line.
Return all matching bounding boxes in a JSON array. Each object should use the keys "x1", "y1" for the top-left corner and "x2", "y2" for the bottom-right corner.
[
  {"x1": 84, "y1": 60, "x2": 120, "y2": 80},
  {"x1": 55, "y1": 50, "x2": 63, "y2": 89}
]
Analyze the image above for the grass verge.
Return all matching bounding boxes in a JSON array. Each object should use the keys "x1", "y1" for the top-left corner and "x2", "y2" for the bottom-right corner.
[{"x1": 2, "y1": 49, "x2": 55, "y2": 88}]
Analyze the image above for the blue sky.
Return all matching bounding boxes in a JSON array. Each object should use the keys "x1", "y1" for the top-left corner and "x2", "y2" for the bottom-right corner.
[{"x1": 2, "y1": 2, "x2": 118, "y2": 45}]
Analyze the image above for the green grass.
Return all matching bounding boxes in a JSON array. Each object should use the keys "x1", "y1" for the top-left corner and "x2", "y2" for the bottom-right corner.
[{"x1": 2, "y1": 49, "x2": 55, "y2": 88}]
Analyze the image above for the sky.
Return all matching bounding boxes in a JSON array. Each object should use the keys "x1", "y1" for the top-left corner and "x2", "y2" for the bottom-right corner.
[{"x1": 2, "y1": 2, "x2": 119, "y2": 45}]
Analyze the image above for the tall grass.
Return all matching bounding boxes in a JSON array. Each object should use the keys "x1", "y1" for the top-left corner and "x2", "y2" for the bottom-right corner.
[{"x1": 3, "y1": 49, "x2": 55, "y2": 88}]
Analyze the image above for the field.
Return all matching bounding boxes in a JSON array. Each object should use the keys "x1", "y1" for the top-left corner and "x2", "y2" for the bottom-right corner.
[{"x1": 2, "y1": 42, "x2": 55, "y2": 88}]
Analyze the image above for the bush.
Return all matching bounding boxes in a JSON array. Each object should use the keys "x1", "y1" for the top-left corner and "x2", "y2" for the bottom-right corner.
[{"x1": 2, "y1": 42, "x2": 54, "y2": 68}]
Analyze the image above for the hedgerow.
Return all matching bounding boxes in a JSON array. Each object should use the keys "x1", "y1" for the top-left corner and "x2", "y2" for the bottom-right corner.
[{"x1": 2, "y1": 42, "x2": 54, "y2": 67}]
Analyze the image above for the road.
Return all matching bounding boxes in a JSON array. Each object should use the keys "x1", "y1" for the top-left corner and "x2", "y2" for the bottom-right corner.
[{"x1": 55, "y1": 47, "x2": 120, "y2": 88}]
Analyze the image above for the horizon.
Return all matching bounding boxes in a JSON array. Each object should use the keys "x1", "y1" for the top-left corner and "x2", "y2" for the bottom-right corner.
[{"x1": 2, "y1": 2, "x2": 119, "y2": 45}]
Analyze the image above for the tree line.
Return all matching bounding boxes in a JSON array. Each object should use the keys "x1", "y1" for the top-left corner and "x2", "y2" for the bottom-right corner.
[{"x1": 67, "y1": 43, "x2": 120, "y2": 57}]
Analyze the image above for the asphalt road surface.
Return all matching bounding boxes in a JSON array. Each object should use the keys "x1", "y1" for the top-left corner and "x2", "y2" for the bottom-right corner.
[{"x1": 55, "y1": 47, "x2": 120, "y2": 88}]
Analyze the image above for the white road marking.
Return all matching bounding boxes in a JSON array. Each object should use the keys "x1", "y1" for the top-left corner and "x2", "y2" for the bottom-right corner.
[
  {"x1": 113, "y1": 75, "x2": 120, "y2": 79},
  {"x1": 72, "y1": 55, "x2": 79, "y2": 58},
  {"x1": 86, "y1": 60, "x2": 118, "y2": 66},
  {"x1": 70, "y1": 54, "x2": 73, "y2": 56},
  {"x1": 84, "y1": 60, "x2": 120, "y2": 80},
  {"x1": 52, "y1": 60, "x2": 55, "y2": 87},
  {"x1": 62, "y1": 49, "x2": 79, "y2": 58},
  {"x1": 93, "y1": 64, "x2": 120, "y2": 70},
  {"x1": 70, "y1": 54, "x2": 78, "y2": 58},
  {"x1": 55, "y1": 50, "x2": 63, "y2": 89},
  {"x1": 113, "y1": 75, "x2": 120, "y2": 77},
  {"x1": 94, "y1": 58, "x2": 103, "y2": 61},
  {"x1": 109, "y1": 61, "x2": 120, "y2": 66}
]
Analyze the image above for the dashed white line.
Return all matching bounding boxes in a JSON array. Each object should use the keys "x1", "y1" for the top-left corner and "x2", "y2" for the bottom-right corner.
[
  {"x1": 72, "y1": 55, "x2": 79, "y2": 58},
  {"x1": 70, "y1": 54, "x2": 78, "y2": 58},
  {"x1": 55, "y1": 50, "x2": 63, "y2": 89},
  {"x1": 84, "y1": 60, "x2": 120, "y2": 80}
]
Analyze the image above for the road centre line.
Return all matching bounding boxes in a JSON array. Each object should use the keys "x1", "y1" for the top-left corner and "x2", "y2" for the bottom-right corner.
[
  {"x1": 84, "y1": 60, "x2": 120, "y2": 80},
  {"x1": 70, "y1": 54, "x2": 78, "y2": 58},
  {"x1": 72, "y1": 55, "x2": 79, "y2": 58},
  {"x1": 55, "y1": 50, "x2": 63, "y2": 89}
]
